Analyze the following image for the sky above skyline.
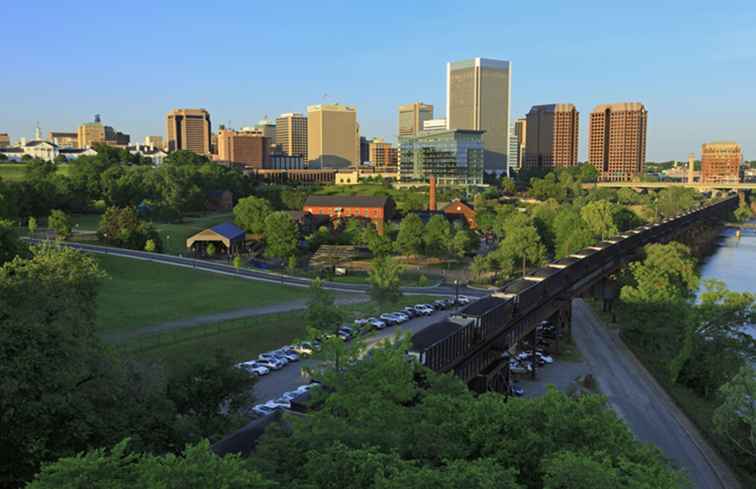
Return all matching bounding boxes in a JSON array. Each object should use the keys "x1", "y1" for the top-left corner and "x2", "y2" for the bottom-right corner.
[{"x1": 2, "y1": 1, "x2": 754, "y2": 161}]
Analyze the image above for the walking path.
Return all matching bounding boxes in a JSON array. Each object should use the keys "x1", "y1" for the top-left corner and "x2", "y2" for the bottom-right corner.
[
  {"x1": 571, "y1": 299, "x2": 741, "y2": 489},
  {"x1": 102, "y1": 295, "x2": 370, "y2": 343}
]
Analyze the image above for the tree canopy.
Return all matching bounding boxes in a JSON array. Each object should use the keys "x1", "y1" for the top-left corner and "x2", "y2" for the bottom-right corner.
[{"x1": 234, "y1": 196, "x2": 273, "y2": 234}]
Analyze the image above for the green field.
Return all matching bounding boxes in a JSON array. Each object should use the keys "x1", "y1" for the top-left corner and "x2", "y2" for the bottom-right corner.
[
  {"x1": 95, "y1": 254, "x2": 309, "y2": 332},
  {"x1": 72, "y1": 211, "x2": 234, "y2": 255},
  {"x1": 121, "y1": 295, "x2": 437, "y2": 367},
  {"x1": 0, "y1": 162, "x2": 71, "y2": 182}
]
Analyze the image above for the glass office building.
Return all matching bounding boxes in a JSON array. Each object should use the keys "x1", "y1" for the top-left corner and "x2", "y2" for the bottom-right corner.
[{"x1": 399, "y1": 129, "x2": 485, "y2": 186}]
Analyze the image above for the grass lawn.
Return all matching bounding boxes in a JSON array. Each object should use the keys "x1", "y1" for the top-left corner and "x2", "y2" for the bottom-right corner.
[
  {"x1": 120, "y1": 295, "x2": 438, "y2": 368},
  {"x1": 95, "y1": 254, "x2": 309, "y2": 333},
  {"x1": 0, "y1": 162, "x2": 71, "y2": 181}
]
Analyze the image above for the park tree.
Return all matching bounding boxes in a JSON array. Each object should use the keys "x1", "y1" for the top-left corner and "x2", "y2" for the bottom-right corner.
[
  {"x1": 451, "y1": 227, "x2": 476, "y2": 258},
  {"x1": 552, "y1": 207, "x2": 595, "y2": 258},
  {"x1": 368, "y1": 255, "x2": 402, "y2": 304},
  {"x1": 361, "y1": 224, "x2": 393, "y2": 257},
  {"x1": 27, "y1": 216, "x2": 37, "y2": 235},
  {"x1": 232, "y1": 255, "x2": 242, "y2": 271},
  {"x1": 499, "y1": 176, "x2": 516, "y2": 194},
  {"x1": 100, "y1": 165, "x2": 151, "y2": 208},
  {"x1": 281, "y1": 188, "x2": 308, "y2": 210},
  {"x1": 48, "y1": 209, "x2": 72, "y2": 239},
  {"x1": 395, "y1": 213, "x2": 424, "y2": 256},
  {"x1": 493, "y1": 213, "x2": 547, "y2": 277},
  {"x1": 163, "y1": 149, "x2": 210, "y2": 167},
  {"x1": 158, "y1": 164, "x2": 206, "y2": 217},
  {"x1": 0, "y1": 218, "x2": 28, "y2": 265},
  {"x1": 580, "y1": 200, "x2": 619, "y2": 239},
  {"x1": 234, "y1": 196, "x2": 273, "y2": 234},
  {"x1": 305, "y1": 278, "x2": 343, "y2": 333},
  {"x1": 423, "y1": 215, "x2": 452, "y2": 257},
  {"x1": 263, "y1": 211, "x2": 298, "y2": 261},
  {"x1": 166, "y1": 350, "x2": 255, "y2": 442},
  {"x1": 656, "y1": 187, "x2": 698, "y2": 218},
  {"x1": 98, "y1": 206, "x2": 161, "y2": 251},
  {"x1": 713, "y1": 365, "x2": 756, "y2": 459},
  {"x1": 617, "y1": 187, "x2": 644, "y2": 205},
  {"x1": 206, "y1": 243, "x2": 217, "y2": 257},
  {"x1": 144, "y1": 239, "x2": 157, "y2": 253},
  {"x1": 491, "y1": 204, "x2": 516, "y2": 239},
  {"x1": 734, "y1": 200, "x2": 753, "y2": 223},
  {"x1": 27, "y1": 439, "x2": 275, "y2": 489},
  {"x1": 621, "y1": 242, "x2": 699, "y2": 305}
]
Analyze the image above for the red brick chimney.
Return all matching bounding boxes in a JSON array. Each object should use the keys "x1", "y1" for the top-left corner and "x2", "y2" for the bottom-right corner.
[{"x1": 428, "y1": 176, "x2": 437, "y2": 211}]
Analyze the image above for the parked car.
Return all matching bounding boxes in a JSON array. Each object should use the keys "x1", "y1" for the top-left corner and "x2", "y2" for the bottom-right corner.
[
  {"x1": 291, "y1": 343, "x2": 314, "y2": 356},
  {"x1": 402, "y1": 307, "x2": 419, "y2": 318},
  {"x1": 280, "y1": 390, "x2": 304, "y2": 402},
  {"x1": 238, "y1": 361, "x2": 270, "y2": 376},
  {"x1": 253, "y1": 403, "x2": 278, "y2": 416},
  {"x1": 257, "y1": 358, "x2": 285, "y2": 370},
  {"x1": 432, "y1": 300, "x2": 448, "y2": 310},
  {"x1": 393, "y1": 312, "x2": 410, "y2": 322},
  {"x1": 509, "y1": 360, "x2": 533, "y2": 374},
  {"x1": 337, "y1": 326, "x2": 353, "y2": 341},
  {"x1": 276, "y1": 350, "x2": 300, "y2": 362},
  {"x1": 295, "y1": 383, "x2": 319, "y2": 394},
  {"x1": 368, "y1": 318, "x2": 387, "y2": 329},
  {"x1": 456, "y1": 295, "x2": 472, "y2": 305},
  {"x1": 354, "y1": 318, "x2": 370, "y2": 326},
  {"x1": 271, "y1": 397, "x2": 292, "y2": 409},
  {"x1": 259, "y1": 352, "x2": 288, "y2": 365},
  {"x1": 379, "y1": 313, "x2": 401, "y2": 325},
  {"x1": 414, "y1": 304, "x2": 433, "y2": 316}
]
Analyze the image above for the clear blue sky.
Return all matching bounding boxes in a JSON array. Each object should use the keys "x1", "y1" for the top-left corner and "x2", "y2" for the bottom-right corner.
[{"x1": 2, "y1": 1, "x2": 754, "y2": 161}]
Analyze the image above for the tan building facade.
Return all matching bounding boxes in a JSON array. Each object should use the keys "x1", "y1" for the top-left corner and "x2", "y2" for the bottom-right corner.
[
  {"x1": 48, "y1": 132, "x2": 78, "y2": 148},
  {"x1": 701, "y1": 141, "x2": 742, "y2": 184},
  {"x1": 144, "y1": 135, "x2": 164, "y2": 149},
  {"x1": 398, "y1": 102, "x2": 433, "y2": 137},
  {"x1": 447, "y1": 57, "x2": 511, "y2": 170},
  {"x1": 588, "y1": 102, "x2": 648, "y2": 182},
  {"x1": 275, "y1": 113, "x2": 308, "y2": 160},
  {"x1": 77, "y1": 122, "x2": 106, "y2": 148},
  {"x1": 368, "y1": 138, "x2": 398, "y2": 168},
  {"x1": 166, "y1": 108, "x2": 212, "y2": 154},
  {"x1": 0, "y1": 133, "x2": 9, "y2": 147},
  {"x1": 524, "y1": 104, "x2": 579, "y2": 170},
  {"x1": 307, "y1": 104, "x2": 359, "y2": 169},
  {"x1": 217, "y1": 129, "x2": 268, "y2": 168}
]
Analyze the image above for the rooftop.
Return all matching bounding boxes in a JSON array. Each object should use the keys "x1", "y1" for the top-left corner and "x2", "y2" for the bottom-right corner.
[
  {"x1": 304, "y1": 195, "x2": 391, "y2": 208},
  {"x1": 459, "y1": 296, "x2": 511, "y2": 316},
  {"x1": 209, "y1": 222, "x2": 246, "y2": 240},
  {"x1": 410, "y1": 320, "x2": 463, "y2": 351}
]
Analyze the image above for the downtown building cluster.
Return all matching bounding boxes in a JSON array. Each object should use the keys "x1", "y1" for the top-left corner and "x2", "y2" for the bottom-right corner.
[{"x1": 1, "y1": 57, "x2": 748, "y2": 185}]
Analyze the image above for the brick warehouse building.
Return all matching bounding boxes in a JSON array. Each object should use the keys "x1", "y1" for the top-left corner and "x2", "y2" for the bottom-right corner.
[{"x1": 303, "y1": 195, "x2": 396, "y2": 225}]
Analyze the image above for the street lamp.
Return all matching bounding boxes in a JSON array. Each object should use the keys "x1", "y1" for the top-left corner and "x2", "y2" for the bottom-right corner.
[{"x1": 454, "y1": 279, "x2": 459, "y2": 304}]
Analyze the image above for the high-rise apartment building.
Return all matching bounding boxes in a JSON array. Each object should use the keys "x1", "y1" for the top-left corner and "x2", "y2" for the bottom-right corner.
[
  {"x1": 144, "y1": 135, "x2": 164, "y2": 149},
  {"x1": 307, "y1": 104, "x2": 359, "y2": 169},
  {"x1": 398, "y1": 102, "x2": 433, "y2": 137},
  {"x1": 217, "y1": 129, "x2": 268, "y2": 168},
  {"x1": 360, "y1": 136, "x2": 370, "y2": 164},
  {"x1": 447, "y1": 57, "x2": 511, "y2": 171},
  {"x1": 166, "y1": 108, "x2": 212, "y2": 154},
  {"x1": 508, "y1": 129, "x2": 520, "y2": 173},
  {"x1": 423, "y1": 119, "x2": 447, "y2": 133},
  {"x1": 514, "y1": 118, "x2": 527, "y2": 169},
  {"x1": 524, "y1": 104, "x2": 579, "y2": 170},
  {"x1": 701, "y1": 141, "x2": 742, "y2": 184},
  {"x1": 368, "y1": 138, "x2": 398, "y2": 168},
  {"x1": 48, "y1": 132, "x2": 78, "y2": 148},
  {"x1": 588, "y1": 102, "x2": 648, "y2": 182},
  {"x1": 275, "y1": 113, "x2": 308, "y2": 160}
]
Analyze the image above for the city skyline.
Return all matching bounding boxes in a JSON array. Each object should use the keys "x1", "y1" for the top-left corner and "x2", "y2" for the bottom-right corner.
[{"x1": 1, "y1": 1, "x2": 755, "y2": 161}]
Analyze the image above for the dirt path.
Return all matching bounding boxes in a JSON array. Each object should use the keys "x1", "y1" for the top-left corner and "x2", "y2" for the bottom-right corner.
[{"x1": 102, "y1": 295, "x2": 370, "y2": 343}]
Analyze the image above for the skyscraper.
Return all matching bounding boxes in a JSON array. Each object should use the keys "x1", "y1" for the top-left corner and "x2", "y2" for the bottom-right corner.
[
  {"x1": 275, "y1": 113, "x2": 308, "y2": 160},
  {"x1": 524, "y1": 104, "x2": 579, "y2": 170},
  {"x1": 701, "y1": 141, "x2": 742, "y2": 184},
  {"x1": 447, "y1": 57, "x2": 511, "y2": 172},
  {"x1": 77, "y1": 117, "x2": 106, "y2": 148},
  {"x1": 307, "y1": 104, "x2": 359, "y2": 169},
  {"x1": 588, "y1": 103, "x2": 648, "y2": 182},
  {"x1": 514, "y1": 117, "x2": 527, "y2": 169},
  {"x1": 398, "y1": 102, "x2": 433, "y2": 137},
  {"x1": 166, "y1": 108, "x2": 212, "y2": 154},
  {"x1": 217, "y1": 129, "x2": 268, "y2": 168}
]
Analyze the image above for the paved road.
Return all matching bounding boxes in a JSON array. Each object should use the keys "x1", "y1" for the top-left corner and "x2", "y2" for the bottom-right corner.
[
  {"x1": 102, "y1": 295, "x2": 371, "y2": 343},
  {"x1": 571, "y1": 299, "x2": 741, "y2": 489},
  {"x1": 26, "y1": 239, "x2": 488, "y2": 298},
  {"x1": 253, "y1": 307, "x2": 461, "y2": 403}
]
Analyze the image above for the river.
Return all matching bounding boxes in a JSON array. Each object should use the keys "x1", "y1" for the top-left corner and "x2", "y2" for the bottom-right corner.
[{"x1": 698, "y1": 220, "x2": 756, "y2": 337}]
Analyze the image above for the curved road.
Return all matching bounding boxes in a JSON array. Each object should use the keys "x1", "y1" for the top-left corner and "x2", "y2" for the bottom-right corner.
[{"x1": 24, "y1": 238, "x2": 489, "y2": 297}]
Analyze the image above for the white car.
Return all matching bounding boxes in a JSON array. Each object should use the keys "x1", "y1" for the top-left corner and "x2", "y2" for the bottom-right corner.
[
  {"x1": 456, "y1": 296, "x2": 471, "y2": 305},
  {"x1": 393, "y1": 312, "x2": 410, "y2": 322},
  {"x1": 354, "y1": 318, "x2": 370, "y2": 326},
  {"x1": 239, "y1": 361, "x2": 270, "y2": 376},
  {"x1": 509, "y1": 360, "x2": 533, "y2": 374},
  {"x1": 291, "y1": 343, "x2": 314, "y2": 356},
  {"x1": 252, "y1": 404, "x2": 278, "y2": 416},
  {"x1": 537, "y1": 352, "x2": 554, "y2": 364},
  {"x1": 276, "y1": 350, "x2": 300, "y2": 362},
  {"x1": 257, "y1": 358, "x2": 284, "y2": 370},
  {"x1": 270, "y1": 398, "x2": 292, "y2": 409},
  {"x1": 414, "y1": 305, "x2": 433, "y2": 316},
  {"x1": 368, "y1": 318, "x2": 387, "y2": 329},
  {"x1": 280, "y1": 390, "x2": 304, "y2": 402},
  {"x1": 260, "y1": 352, "x2": 289, "y2": 365}
]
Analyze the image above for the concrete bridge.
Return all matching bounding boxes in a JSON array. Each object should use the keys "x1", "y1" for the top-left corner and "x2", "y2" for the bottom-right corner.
[{"x1": 581, "y1": 181, "x2": 755, "y2": 191}]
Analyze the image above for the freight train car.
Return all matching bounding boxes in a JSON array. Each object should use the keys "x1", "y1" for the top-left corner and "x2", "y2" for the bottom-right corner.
[{"x1": 408, "y1": 317, "x2": 475, "y2": 371}]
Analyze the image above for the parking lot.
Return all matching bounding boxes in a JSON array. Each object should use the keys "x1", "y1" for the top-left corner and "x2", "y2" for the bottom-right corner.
[{"x1": 248, "y1": 297, "x2": 469, "y2": 413}]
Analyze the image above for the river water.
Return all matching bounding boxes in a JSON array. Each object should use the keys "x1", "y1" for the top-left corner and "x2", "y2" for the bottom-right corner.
[{"x1": 698, "y1": 220, "x2": 756, "y2": 336}]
